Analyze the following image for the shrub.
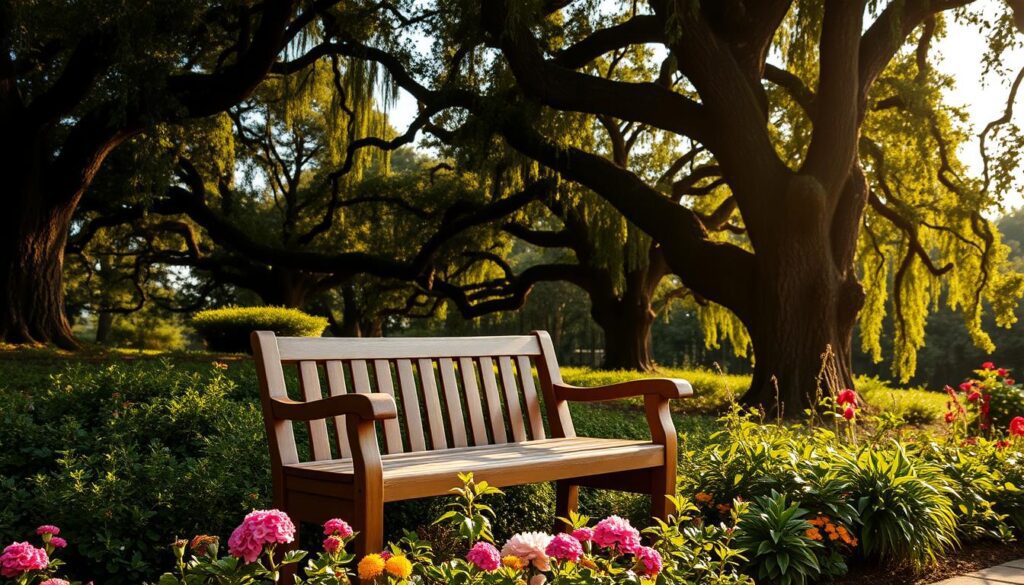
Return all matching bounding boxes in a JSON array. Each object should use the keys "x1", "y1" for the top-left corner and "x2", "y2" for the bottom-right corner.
[
  {"x1": 735, "y1": 491, "x2": 825, "y2": 585},
  {"x1": 838, "y1": 444, "x2": 958, "y2": 569},
  {"x1": 192, "y1": 307, "x2": 327, "y2": 353},
  {"x1": 0, "y1": 362, "x2": 269, "y2": 584}
]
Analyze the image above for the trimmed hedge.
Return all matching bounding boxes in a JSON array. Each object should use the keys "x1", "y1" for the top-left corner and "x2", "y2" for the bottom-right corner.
[{"x1": 192, "y1": 307, "x2": 327, "y2": 353}]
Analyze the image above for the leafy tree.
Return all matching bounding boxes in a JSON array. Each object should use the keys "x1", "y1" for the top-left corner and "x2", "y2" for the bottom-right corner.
[
  {"x1": 301, "y1": 1, "x2": 1024, "y2": 409},
  {"x1": 0, "y1": 0, "x2": 320, "y2": 347}
]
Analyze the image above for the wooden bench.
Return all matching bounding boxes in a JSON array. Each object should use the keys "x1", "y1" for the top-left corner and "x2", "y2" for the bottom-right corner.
[{"x1": 251, "y1": 330, "x2": 692, "y2": 555}]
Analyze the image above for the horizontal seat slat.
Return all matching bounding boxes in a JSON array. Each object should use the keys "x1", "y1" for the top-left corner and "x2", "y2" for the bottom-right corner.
[
  {"x1": 275, "y1": 336, "x2": 543, "y2": 361},
  {"x1": 282, "y1": 437, "x2": 664, "y2": 501}
]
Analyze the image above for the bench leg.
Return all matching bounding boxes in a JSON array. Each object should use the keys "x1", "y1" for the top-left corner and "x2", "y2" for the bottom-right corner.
[
  {"x1": 554, "y1": 481, "x2": 579, "y2": 532},
  {"x1": 650, "y1": 466, "x2": 676, "y2": 520},
  {"x1": 353, "y1": 495, "x2": 384, "y2": 558}
]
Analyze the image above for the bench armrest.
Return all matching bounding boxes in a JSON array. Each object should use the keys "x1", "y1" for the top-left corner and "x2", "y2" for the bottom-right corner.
[
  {"x1": 553, "y1": 378, "x2": 693, "y2": 402},
  {"x1": 270, "y1": 393, "x2": 398, "y2": 422}
]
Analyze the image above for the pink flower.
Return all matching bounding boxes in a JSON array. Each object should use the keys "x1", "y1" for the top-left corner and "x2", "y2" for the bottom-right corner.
[
  {"x1": 982, "y1": 361, "x2": 995, "y2": 370},
  {"x1": 1011, "y1": 417, "x2": 1024, "y2": 437},
  {"x1": 49, "y1": 537, "x2": 66, "y2": 549},
  {"x1": 323, "y1": 536, "x2": 343, "y2": 554},
  {"x1": 545, "y1": 534, "x2": 583, "y2": 562},
  {"x1": 35, "y1": 526, "x2": 60, "y2": 537},
  {"x1": 40, "y1": 580, "x2": 70, "y2": 585},
  {"x1": 843, "y1": 406, "x2": 855, "y2": 421},
  {"x1": 592, "y1": 516, "x2": 641, "y2": 554},
  {"x1": 968, "y1": 391, "x2": 982, "y2": 403},
  {"x1": 836, "y1": 389, "x2": 857, "y2": 405},
  {"x1": 1, "y1": 542, "x2": 49, "y2": 578},
  {"x1": 571, "y1": 528, "x2": 594, "y2": 543},
  {"x1": 501, "y1": 532, "x2": 553, "y2": 571},
  {"x1": 228, "y1": 509, "x2": 295, "y2": 563},
  {"x1": 466, "y1": 542, "x2": 501, "y2": 572},
  {"x1": 380, "y1": 550, "x2": 392, "y2": 561},
  {"x1": 323, "y1": 518, "x2": 353, "y2": 538},
  {"x1": 635, "y1": 546, "x2": 663, "y2": 576}
]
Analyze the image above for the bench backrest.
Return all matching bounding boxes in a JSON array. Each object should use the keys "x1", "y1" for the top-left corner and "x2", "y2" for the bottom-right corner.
[{"x1": 251, "y1": 330, "x2": 575, "y2": 466}]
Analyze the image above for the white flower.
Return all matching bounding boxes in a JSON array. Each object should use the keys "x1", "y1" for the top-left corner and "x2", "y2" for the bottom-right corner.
[{"x1": 501, "y1": 531, "x2": 553, "y2": 571}]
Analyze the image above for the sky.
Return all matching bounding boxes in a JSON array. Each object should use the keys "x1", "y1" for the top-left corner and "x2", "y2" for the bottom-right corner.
[{"x1": 384, "y1": 3, "x2": 1024, "y2": 210}]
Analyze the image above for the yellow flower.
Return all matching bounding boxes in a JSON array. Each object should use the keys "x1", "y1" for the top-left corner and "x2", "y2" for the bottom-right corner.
[
  {"x1": 385, "y1": 555, "x2": 413, "y2": 579},
  {"x1": 358, "y1": 554, "x2": 386, "y2": 580},
  {"x1": 502, "y1": 555, "x2": 526, "y2": 571}
]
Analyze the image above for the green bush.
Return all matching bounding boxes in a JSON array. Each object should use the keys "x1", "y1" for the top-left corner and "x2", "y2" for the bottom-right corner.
[
  {"x1": 192, "y1": 307, "x2": 327, "y2": 353},
  {"x1": 110, "y1": 314, "x2": 188, "y2": 351},
  {"x1": 0, "y1": 362, "x2": 270, "y2": 584},
  {"x1": 987, "y1": 381, "x2": 1024, "y2": 428},
  {"x1": 735, "y1": 492, "x2": 824, "y2": 585},
  {"x1": 838, "y1": 445, "x2": 958, "y2": 569}
]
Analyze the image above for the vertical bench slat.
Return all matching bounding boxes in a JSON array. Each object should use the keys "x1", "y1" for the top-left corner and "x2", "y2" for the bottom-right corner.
[
  {"x1": 417, "y1": 359, "x2": 448, "y2": 450},
  {"x1": 324, "y1": 360, "x2": 352, "y2": 458},
  {"x1": 299, "y1": 361, "x2": 333, "y2": 461},
  {"x1": 396, "y1": 359, "x2": 427, "y2": 452},
  {"x1": 438, "y1": 358, "x2": 468, "y2": 448},
  {"x1": 373, "y1": 360, "x2": 405, "y2": 454},
  {"x1": 459, "y1": 357, "x2": 489, "y2": 446},
  {"x1": 498, "y1": 356, "x2": 528, "y2": 442},
  {"x1": 517, "y1": 356, "x2": 546, "y2": 440},
  {"x1": 477, "y1": 357, "x2": 508, "y2": 444}
]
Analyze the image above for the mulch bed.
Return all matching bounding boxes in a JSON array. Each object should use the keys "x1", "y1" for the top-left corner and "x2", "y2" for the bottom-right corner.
[{"x1": 833, "y1": 541, "x2": 1024, "y2": 584}]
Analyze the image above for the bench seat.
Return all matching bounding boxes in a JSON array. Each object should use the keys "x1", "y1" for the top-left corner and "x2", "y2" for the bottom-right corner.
[{"x1": 284, "y1": 437, "x2": 665, "y2": 501}]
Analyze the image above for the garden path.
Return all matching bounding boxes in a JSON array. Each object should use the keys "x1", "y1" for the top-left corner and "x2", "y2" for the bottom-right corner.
[{"x1": 932, "y1": 559, "x2": 1024, "y2": 584}]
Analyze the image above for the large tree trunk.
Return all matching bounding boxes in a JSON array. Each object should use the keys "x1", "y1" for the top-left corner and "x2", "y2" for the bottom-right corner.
[
  {"x1": 595, "y1": 303, "x2": 656, "y2": 370},
  {"x1": 0, "y1": 136, "x2": 80, "y2": 348},
  {"x1": 739, "y1": 177, "x2": 866, "y2": 413},
  {"x1": 589, "y1": 245, "x2": 668, "y2": 371}
]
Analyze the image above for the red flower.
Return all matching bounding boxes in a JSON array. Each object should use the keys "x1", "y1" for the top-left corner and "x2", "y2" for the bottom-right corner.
[
  {"x1": 843, "y1": 406, "x2": 855, "y2": 421},
  {"x1": 959, "y1": 381, "x2": 974, "y2": 392},
  {"x1": 968, "y1": 391, "x2": 982, "y2": 402},
  {"x1": 981, "y1": 422, "x2": 991, "y2": 431},
  {"x1": 996, "y1": 440, "x2": 1011, "y2": 449},
  {"x1": 1011, "y1": 417, "x2": 1024, "y2": 437},
  {"x1": 945, "y1": 411, "x2": 958, "y2": 424},
  {"x1": 998, "y1": 368, "x2": 1009, "y2": 377},
  {"x1": 962, "y1": 437, "x2": 978, "y2": 446},
  {"x1": 982, "y1": 361, "x2": 995, "y2": 370},
  {"x1": 1007, "y1": 378, "x2": 1016, "y2": 385},
  {"x1": 837, "y1": 389, "x2": 857, "y2": 406}
]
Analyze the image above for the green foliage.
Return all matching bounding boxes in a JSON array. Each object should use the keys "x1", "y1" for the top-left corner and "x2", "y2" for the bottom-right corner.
[
  {"x1": 434, "y1": 473, "x2": 503, "y2": 545},
  {"x1": 192, "y1": 307, "x2": 327, "y2": 352},
  {"x1": 985, "y1": 381, "x2": 1024, "y2": 429},
  {"x1": 734, "y1": 492, "x2": 823, "y2": 585},
  {"x1": 838, "y1": 445, "x2": 959, "y2": 568},
  {"x1": 0, "y1": 362, "x2": 269, "y2": 584}
]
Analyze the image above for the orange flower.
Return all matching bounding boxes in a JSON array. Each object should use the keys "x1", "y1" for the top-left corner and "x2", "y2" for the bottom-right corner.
[
  {"x1": 805, "y1": 528, "x2": 823, "y2": 541},
  {"x1": 695, "y1": 492, "x2": 713, "y2": 504},
  {"x1": 502, "y1": 555, "x2": 526, "y2": 571},
  {"x1": 358, "y1": 554, "x2": 386, "y2": 580},
  {"x1": 716, "y1": 503, "x2": 732, "y2": 515}
]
